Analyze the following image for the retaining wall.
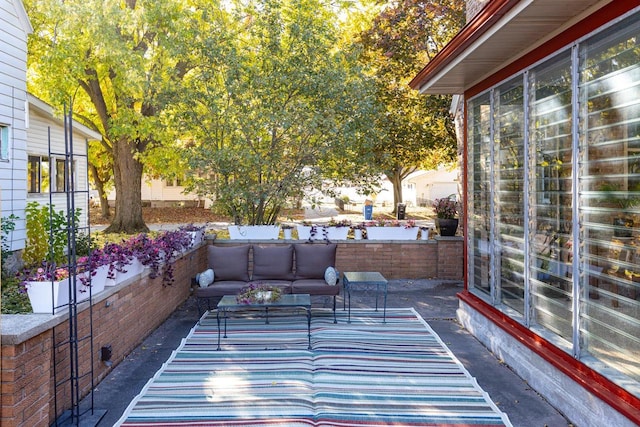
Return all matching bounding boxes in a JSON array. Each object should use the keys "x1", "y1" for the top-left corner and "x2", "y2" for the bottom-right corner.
[{"x1": 1, "y1": 237, "x2": 462, "y2": 426}]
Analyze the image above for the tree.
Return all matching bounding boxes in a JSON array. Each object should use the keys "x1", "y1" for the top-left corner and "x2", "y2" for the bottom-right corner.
[
  {"x1": 358, "y1": 0, "x2": 465, "y2": 210},
  {"x1": 177, "y1": 0, "x2": 378, "y2": 224},
  {"x1": 25, "y1": 0, "x2": 199, "y2": 233}
]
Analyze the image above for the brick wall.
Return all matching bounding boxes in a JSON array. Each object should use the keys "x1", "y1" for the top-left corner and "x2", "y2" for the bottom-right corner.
[
  {"x1": 210, "y1": 238, "x2": 463, "y2": 280},
  {"x1": 0, "y1": 247, "x2": 207, "y2": 427},
  {"x1": 1, "y1": 239, "x2": 462, "y2": 426}
]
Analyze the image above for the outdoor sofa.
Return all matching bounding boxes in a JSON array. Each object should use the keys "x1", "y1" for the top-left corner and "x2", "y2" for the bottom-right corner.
[{"x1": 194, "y1": 243, "x2": 340, "y2": 317}]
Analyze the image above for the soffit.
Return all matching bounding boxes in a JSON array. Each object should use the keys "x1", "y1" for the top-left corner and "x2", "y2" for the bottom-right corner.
[{"x1": 410, "y1": 0, "x2": 612, "y2": 94}]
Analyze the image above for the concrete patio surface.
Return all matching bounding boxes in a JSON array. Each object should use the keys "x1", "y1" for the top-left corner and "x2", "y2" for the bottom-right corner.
[{"x1": 83, "y1": 279, "x2": 572, "y2": 427}]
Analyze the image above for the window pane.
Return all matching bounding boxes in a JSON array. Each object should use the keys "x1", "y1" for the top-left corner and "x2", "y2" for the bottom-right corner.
[
  {"x1": 41, "y1": 157, "x2": 50, "y2": 193},
  {"x1": 55, "y1": 158, "x2": 66, "y2": 192},
  {"x1": 28, "y1": 155, "x2": 40, "y2": 193},
  {"x1": 495, "y1": 77, "x2": 526, "y2": 314},
  {"x1": 529, "y1": 51, "x2": 574, "y2": 341},
  {"x1": 579, "y1": 14, "x2": 640, "y2": 383},
  {"x1": 0, "y1": 125, "x2": 8, "y2": 160},
  {"x1": 468, "y1": 93, "x2": 492, "y2": 297}
]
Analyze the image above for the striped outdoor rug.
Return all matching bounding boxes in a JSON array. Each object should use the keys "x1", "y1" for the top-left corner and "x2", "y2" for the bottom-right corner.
[{"x1": 117, "y1": 308, "x2": 512, "y2": 426}]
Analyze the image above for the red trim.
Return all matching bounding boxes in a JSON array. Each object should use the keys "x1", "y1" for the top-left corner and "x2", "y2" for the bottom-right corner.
[
  {"x1": 409, "y1": 0, "x2": 521, "y2": 90},
  {"x1": 458, "y1": 291, "x2": 640, "y2": 425},
  {"x1": 467, "y1": 1, "x2": 640, "y2": 97}
]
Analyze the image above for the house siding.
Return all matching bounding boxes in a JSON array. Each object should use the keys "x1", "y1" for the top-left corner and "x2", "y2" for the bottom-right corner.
[
  {"x1": 0, "y1": 0, "x2": 31, "y2": 251},
  {"x1": 26, "y1": 107, "x2": 91, "y2": 227}
]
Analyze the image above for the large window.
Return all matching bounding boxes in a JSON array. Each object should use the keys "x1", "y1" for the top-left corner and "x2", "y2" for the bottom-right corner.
[
  {"x1": 28, "y1": 155, "x2": 75, "y2": 194},
  {"x1": 467, "y1": 11, "x2": 640, "y2": 392}
]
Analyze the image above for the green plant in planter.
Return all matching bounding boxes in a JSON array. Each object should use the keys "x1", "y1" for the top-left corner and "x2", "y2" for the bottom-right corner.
[{"x1": 23, "y1": 202, "x2": 81, "y2": 266}]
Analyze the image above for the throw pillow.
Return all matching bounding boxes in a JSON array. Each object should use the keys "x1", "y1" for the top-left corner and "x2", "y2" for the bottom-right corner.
[
  {"x1": 207, "y1": 245, "x2": 250, "y2": 281},
  {"x1": 197, "y1": 269, "x2": 214, "y2": 287},
  {"x1": 324, "y1": 266, "x2": 338, "y2": 286}
]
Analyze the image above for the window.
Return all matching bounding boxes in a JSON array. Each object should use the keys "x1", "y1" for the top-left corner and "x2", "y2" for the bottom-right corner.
[
  {"x1": 0, "y1": 125, "x2": 9, "y2": 160},
  {"x1": 28, "y1": 155, "x2": 49, "y2": 193},
  {"x1": 466, "y1": 11, "x2": 640, "y2": 390},
  {"x1": 28, "y1": 155, "x2": 75, "y2": 193}
]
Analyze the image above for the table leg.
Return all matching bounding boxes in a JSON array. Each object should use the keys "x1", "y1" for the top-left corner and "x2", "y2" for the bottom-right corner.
[
  {"x1": 347, "y1": 286, "x2": 352, "y2": 324},
  {"x1": 383, "y1": 286, "x2": 387, "y2": 323},
  {"x1": 216, "y1": 310, "x2": 221, "y2": 351},
  {"x1": 374, "y1": 284, "x2": 379, "y2": 311},
  {"x1": 223, "y1": 310, "x2": 228, "y2": 338},
  {"x1": 307, "y1": 307, "x2": 312, "y2": 350}
]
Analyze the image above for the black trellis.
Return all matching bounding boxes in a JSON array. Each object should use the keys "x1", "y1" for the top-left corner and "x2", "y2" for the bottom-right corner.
[{"x1": 49, "y1": 103, "x2": 105, "y2": 426}]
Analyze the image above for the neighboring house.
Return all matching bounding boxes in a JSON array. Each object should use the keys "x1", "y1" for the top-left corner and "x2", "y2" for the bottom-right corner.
[
  {"x1": 411, "y1": 1, "x2": 640, "y2": 427},
  {"x1": 26, "y1": 94, "x2": 101, "y2": 230},
  {"x1": 405, "y1": 166, "x2": 459, "y2": 206},
  {"x1": 0, "y1": 0, "x2": 32, "y2": 252}
]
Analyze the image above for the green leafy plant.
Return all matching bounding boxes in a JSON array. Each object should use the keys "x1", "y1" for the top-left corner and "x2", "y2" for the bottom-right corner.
[
  {"x1": 23, "y1": 202, "x2": 81, "y2": 266},
  {"x1": 1, "y1": 214, "x2": 19, "y2": 276}
]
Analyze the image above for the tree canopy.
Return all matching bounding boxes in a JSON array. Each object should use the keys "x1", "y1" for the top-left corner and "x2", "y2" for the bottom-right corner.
[
  {"x1": 24, "y1": 0, "x2": 465, "y2": 228},
  {"x1": 357, "y1": 0, "x2": 465, "y2": 208},
  {"x1": 175, "y1": 0, "x2": 379, "y2": 224}
]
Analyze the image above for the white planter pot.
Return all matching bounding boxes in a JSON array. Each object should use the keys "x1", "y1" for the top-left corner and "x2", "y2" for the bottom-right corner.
[
  {"x1": 78, "y1": 265, "x2": 108, "y2": 299},
  {"x1": 296, "y1": 225, "x2": 350, "y2": 241},
  {"x1": 26, "y1": 279, "x2": 70, "y2": 314},
  {"x1": 106, "y1": 259, "x2": 145, "y2": 286},
  {"x1": 187, "y1": 230, "x2": 205, "y2": 247},
  {"x1": 354, "y1": 229, "x2": 363, "y2": 240},
  {"x1": 365, "y1": 226, "x2": 419, "y2": 240},
  {"x1": 420, "y1": 229, "x2": 430, "y2": 240},
  {"x1": 228, "y1": 225, "x2": 280, "y2": 240}
]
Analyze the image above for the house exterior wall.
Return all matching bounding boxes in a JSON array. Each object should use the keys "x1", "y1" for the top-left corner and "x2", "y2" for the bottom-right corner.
[
  {"x1": 460, "y1": 4, "x2": 640, "y2": 426},
  {"x1": 0, "y1": 0, "x2": 31, "y2": 251},
  {"x1": 25, "y1": 104, "x2": 92, "y2": 227}
]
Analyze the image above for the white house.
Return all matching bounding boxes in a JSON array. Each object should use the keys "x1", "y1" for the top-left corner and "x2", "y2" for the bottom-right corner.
[
  {"x1": 0, "y1": 0, "x2": 32, "y2": 252},
  {"x1": 26, "y1": 94, "x2": 102, "y2": 230}
]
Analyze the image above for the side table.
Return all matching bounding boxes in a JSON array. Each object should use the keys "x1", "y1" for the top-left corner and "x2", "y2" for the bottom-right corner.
[{"x1": 342, "y1": 271, "x2": 388, "y2": 323}]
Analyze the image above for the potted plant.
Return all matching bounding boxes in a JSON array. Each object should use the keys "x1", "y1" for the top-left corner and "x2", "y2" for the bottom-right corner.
[
  {"x1": 364, "y1": 219, "x2": 419, "y2": 240},
  {"x1": 433, "y1": 197, "x2": 459, "y2": 236},
  {"x1": 178, "y1": 224, "x2": 206, "y2": 247},
  {"x1": 419, "y1": 226, "x2": 433, "y2": 240},
  {"x1": 296, "y1": 218, "x2": 352, "y2": 241},
  {"x1": 18, "y1": 262, "x2": 71, "y2": 313}
]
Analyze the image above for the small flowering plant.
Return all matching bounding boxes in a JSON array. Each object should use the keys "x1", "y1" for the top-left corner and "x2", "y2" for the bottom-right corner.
[
  {"x1": 236, "y1": 282, "x2": 282, "y2": 304},
  {"x1": 18, "y1": 262, "x2": 70, "y2": 292},
  {"x1": 433, "y1": 198, "x2": 459, "y2": 219},
  {"x1": 327, "y1": 218, "x2": 352, "y2": 227}
]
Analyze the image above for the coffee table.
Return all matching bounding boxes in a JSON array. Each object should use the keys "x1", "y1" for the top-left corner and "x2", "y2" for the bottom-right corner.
[
  {"x1": 342, "y1": 272, "x2": 388, "y2": 323},
  {"x1": 216, "y1": 293, "x2": 312, "y2": 350}
]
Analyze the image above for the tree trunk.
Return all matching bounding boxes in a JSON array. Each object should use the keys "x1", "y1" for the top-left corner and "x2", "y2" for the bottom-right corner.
[
  {"x1": 88, "y1": 163, "x2": 111, "y2": 220},
  {"x1": 104, "y1": 138, "x2": 149, "y2": 233},
  {"x1": 391, "y1": 173, "x2": 403, "y2": 214}
]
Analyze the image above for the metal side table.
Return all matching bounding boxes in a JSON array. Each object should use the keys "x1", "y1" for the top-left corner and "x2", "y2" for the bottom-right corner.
[{"x1": 342, "y1": 271, "x2": 388, "y2": 323}]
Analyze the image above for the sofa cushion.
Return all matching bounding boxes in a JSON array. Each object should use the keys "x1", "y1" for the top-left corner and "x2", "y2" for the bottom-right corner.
[
  {"x1": 194, "y1": 281, "x2": 248, "y2": 298},
  {"x1": 252, "y1": 245, "x2": 295, "y2": 281},
  {"x1": 294, "y1": 243, "x2": 337, "y2": 280},
  {"x1": 207, "y1": 245, "x2": 250, "y2": 282},
  {"x1": 291, "y1": 279, "x2": 340, "y2": 296}
]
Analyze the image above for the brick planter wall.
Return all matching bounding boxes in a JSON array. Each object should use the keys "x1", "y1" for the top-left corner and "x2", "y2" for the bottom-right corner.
[
  {"x1": 1, "y1": 238, "x2": 461, "y2": 426},
  {"x1": 0, "y1": 248, "x2": 207, "y2": 427}
]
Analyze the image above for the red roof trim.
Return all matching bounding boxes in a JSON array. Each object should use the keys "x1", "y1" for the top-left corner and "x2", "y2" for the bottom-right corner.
[
  {"x1": 458, "y1": 291, "x2": 640, "y2": 425},
  {"x1": 409, "y1": 0, "x2": 521, "y2": 91}
]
